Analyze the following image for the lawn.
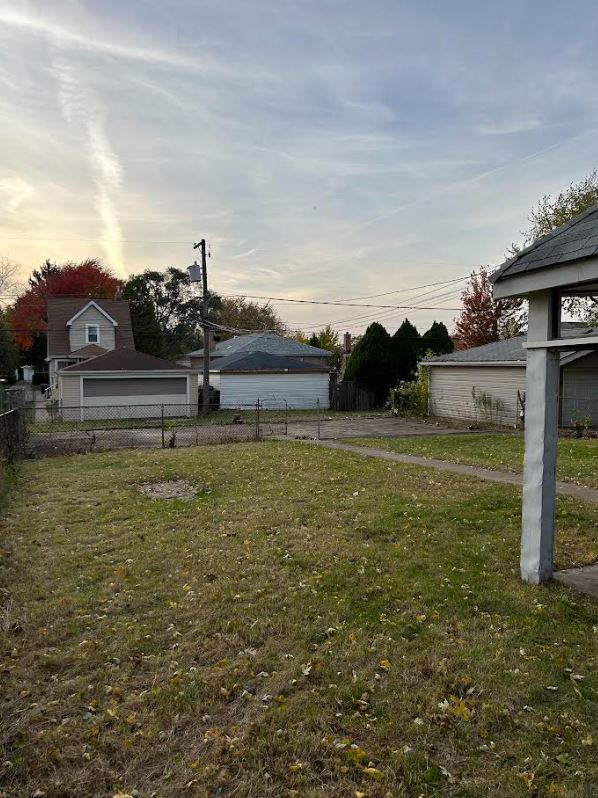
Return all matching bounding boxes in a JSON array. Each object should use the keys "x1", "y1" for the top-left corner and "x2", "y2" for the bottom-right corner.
[
  {"x1": 346, "y1": 434, "x2": 598, "y2": 490},
  {"x1": 1, "y1": 442, "x2": 597, "y2": 798}
]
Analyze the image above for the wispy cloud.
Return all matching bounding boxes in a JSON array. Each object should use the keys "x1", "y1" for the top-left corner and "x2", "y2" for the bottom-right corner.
[
  {"x1": 0, "y1": 8, "x2": 197, "y2": 70},
  {"x1": 2, "y1": 0, "x2": 598, "y2": 333},
  {"x1": 53, "y1": 57, "x2": 124, "y2": 273}
]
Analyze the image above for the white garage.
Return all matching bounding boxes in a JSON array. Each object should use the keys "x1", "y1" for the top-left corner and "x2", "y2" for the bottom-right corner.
[
  {"x1": 425, "y1": 324, "x2": 598, "y2": 427},
  {"x1": 57, "y1": 349, "x2": 199, "y2": 421},
  {"x1": 210, "y1": 351, "x2": 330, "y2": 409}
]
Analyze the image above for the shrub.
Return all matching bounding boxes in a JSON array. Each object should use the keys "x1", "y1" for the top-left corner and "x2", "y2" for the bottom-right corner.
[{"x1": 388, "y1": 363, "x2": 429, "y2": 417}]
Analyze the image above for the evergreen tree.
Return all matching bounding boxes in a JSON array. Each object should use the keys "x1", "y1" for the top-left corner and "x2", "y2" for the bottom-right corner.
[
  {"x1": 391, "y1": 318, "x2": 421, "y2": 383},
  {"x1": 343, "y1": 322, "x2": 392, "y2": 404},
  {"x1": 421, "y1": 320, "x2": 453, "y2": 355},
  {"x1": 308, "y1": 333, "x2": 320, "y2": 347}
]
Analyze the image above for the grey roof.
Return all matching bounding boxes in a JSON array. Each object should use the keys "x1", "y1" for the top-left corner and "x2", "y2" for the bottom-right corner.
[
  {"x1": 427, "y1": 323, "x2": 598, "y2": 365},
  {"x1": 60, "y1": 348, "x2": 193, "y2": 372},
  {"x1": 189, "y1": 333, "x2": 330, "y2": 359},
  {"x1": 210, "y1": 351, "x2": 330, "y2": 373},
  {"x1": 491, "y1": 204, "x2": 598, "y2": 283}
]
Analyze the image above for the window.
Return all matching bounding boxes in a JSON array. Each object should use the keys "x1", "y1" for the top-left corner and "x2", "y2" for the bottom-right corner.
[
  {"x1": 56, "y1": 359, "x2": 77, "y2": 370},
  {"x1": 86, "y1": 324, "x2": 100, "y2": 344}
]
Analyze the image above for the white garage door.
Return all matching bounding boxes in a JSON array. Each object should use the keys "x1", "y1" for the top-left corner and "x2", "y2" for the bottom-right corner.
[
  {"x1": 82, "y1": 377, "x2": 189, "y2": 420},
  {"x1": 220, "y1": 373, "x2": 329, "y2": 409}
]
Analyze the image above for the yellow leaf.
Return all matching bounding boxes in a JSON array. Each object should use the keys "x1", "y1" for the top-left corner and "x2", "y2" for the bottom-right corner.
[
  {"x1": 355, "y1": 792, "x2": 366, "y2": 798},
  {"x1": 379, "y1": 659, "x2": 391, "y2": 671},
  {"x1": 448, "y1": 695, "x2": 473, "y2": 721},
  {"x1": 345, "y1": 746, "x2": 367, "y2": 764},
  {"x1": 289, "y1": 761, "x2": 303, "y2": 773},
  {"x1": 362, "y1": 766, "x2": 383, "y2": 781},
  {"x1": 581, "y1": 734, "x2": 593, "y2": 746}
]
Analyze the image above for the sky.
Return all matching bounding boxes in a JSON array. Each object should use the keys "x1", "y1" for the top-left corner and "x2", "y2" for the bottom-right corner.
[{"x1": 2, "y1": 1, "x2": 598, "y2": 335}]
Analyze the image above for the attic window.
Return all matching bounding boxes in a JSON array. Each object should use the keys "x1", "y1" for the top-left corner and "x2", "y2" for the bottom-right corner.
[{"x1": 86, "y1": 324, "x2": 100, "y2": 344}]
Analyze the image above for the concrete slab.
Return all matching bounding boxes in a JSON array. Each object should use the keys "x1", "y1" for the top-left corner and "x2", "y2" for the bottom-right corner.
[{"x1": 554, "y1": 563, "x2": 598, "y2": 598}]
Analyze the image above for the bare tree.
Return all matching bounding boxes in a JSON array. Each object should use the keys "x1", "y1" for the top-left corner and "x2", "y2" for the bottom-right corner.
[{"x1": 0, "y1": 256, "x2": 21, "y2": 297}]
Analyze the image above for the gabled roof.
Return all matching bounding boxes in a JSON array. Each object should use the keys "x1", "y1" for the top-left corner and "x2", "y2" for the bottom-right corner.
[
  {"x1": 66, "y1": 300, "x2": 118, "y2": 327},
  {"x1": 189, "y1": 333, "x2": 331, "y2": 359},
  {"x1": 426, "y1": 323, "x2": 598, "y2": 366},
  {"x1": 70, "y1": 344, "x2": 108, "y2": 358},
  {"x1": 59, "y1": 348, "x2": 193, "y2": 373},
  {"x1": 47, "y1": 297, "x2": 135, "y2": 357},
  {"x1": 491, "y1": 203, "x2": 598, "y2": 283},
  {"x1": 210, "y1": 351, "x2": 330, "y2": 373}
]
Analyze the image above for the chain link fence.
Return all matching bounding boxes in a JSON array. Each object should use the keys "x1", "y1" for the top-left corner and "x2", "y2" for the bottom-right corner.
[{"x1": 26, "y1": 400, "x2": 322, "y2": 457}]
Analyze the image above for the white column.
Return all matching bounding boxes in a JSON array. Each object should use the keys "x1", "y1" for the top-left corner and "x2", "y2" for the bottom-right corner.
[{"x1": 520, "y1": 290, "x2": 560, "y2": 584}]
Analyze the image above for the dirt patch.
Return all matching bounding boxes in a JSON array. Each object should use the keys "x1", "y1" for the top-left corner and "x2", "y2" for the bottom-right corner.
[{"x1": 138, "y1": 480, "x2": 197, "y2": 500}]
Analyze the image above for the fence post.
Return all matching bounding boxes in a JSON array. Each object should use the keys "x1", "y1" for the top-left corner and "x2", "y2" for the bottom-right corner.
[
  {"x1": 317, "y1": 399, "x2": 321, "y2": 440},
  {"x1": 285, "y1": 400, "x2": 288, "y2": 436},
  {"x1": 255, "y1": 399, "x2": 260, "y2": 441},
  {"x1": 161, "y1": 404, "x2": 165, "y2": 449}
]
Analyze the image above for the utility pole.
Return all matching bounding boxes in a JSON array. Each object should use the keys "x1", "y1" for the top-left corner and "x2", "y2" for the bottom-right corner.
[{"x1": 190, "y1": 239, "x2": 210, "y2": 415}]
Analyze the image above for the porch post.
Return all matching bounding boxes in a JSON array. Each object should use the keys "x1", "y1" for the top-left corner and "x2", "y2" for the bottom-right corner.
[{"x1": 520, "y1": 290, "x2": 560, "y2": 584}]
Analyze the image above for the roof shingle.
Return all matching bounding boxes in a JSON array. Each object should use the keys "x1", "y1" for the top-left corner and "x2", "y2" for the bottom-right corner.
[
  {"x1": 59, "y1": 348, "x2": 193, "y2": 372},
  {"x1": 189, "y1": 333, "x2": 331, "y2": 359},
  {"x1": 210, "y1": 351, "x2": 330, "y2": 372},
  {"x1": 491, "y1": 204, "x2": 598, "y2": 283}
]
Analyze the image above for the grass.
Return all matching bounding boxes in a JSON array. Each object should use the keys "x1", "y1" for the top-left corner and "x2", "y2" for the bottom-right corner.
[
  {"x1": 1, "y1": 442, "x2": 597, "y2": 798},
  {"x1": 346, "y1": 433, "x2": 598, "y2": 490},
  {"x1": 29, "y1": 408, "x2": 389, "y2": 433}
]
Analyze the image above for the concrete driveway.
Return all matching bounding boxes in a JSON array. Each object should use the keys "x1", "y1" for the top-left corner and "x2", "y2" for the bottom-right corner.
[{"x1": 279, "y1": 415, "x2": 462, "y2": 440}]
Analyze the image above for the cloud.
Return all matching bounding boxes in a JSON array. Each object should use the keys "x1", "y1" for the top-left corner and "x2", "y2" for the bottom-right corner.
[
  {"x1": 53, "y1": 57, "x2": 124, "y2": 274},
  {"x1": 0, "y1": 7, "x2": 199, "y2": 70},
  {"x1": 0, "y1": 177, "x2": 35, "y2": 213}
]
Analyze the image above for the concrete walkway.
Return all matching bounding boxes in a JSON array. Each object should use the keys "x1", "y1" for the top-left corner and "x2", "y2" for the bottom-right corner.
[{"x1": 301, "y1": 439, "x2": 598, "y2": 504}]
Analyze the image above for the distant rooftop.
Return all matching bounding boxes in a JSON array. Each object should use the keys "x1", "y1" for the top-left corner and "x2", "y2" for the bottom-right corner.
[
  {"x1": 210, "y1": 351, "x2": 330, "y2": 372},
  {"x1": 427, "y1": 323, "x2": 598, "y2": 365},
  {"x1": 189, "y1": 333, "x2": 331, "y2": 359}
]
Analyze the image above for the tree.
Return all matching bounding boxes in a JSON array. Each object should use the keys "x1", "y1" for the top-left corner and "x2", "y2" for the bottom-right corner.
[
  {"x1": 512, "y1": 170, "x2": 598, "y2": 322},
  {"x1": 343, "y1": 322, "x2": 392, "y2": 404},
  {"x1": 214, "y1": 297, "x2": 286, "y2": 339},
  {"x1": 421, "y1": 321, "x2": 453, "y2": 355},
  {"x1": 0, "y1": 308, "x2": 19, "y2": 380},
  {"x1": 11, "y1": 258, "x2": 120, "y2": 355},
  {"x1": 122, "y1": 268, "x2": 210, "y2": 358},
  {"x1": 0, "y1": 256, "x2": 21, "y2": 295},
  {"x1": 453, "y1": 268, "x2": 525, "y2": 350},
  {"x1": 391, "y1": 318, "x2": 421, "y2": 383},
  {"x1": 310, "y1": 324, "x2": 342, "y2": 370}
]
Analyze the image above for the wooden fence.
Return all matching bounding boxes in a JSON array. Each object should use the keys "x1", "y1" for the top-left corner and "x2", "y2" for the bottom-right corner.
[{"x1": 329, "y1": 381, "x2": 374, "y2": 411}]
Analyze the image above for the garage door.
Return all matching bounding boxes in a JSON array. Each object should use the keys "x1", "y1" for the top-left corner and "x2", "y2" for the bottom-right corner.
[
  {"x1": 82, "y1": 377, "x2": 189, "y2": 420},
  {"x1": 219, "y1": 373, "x2": 329, "y2": 409}
]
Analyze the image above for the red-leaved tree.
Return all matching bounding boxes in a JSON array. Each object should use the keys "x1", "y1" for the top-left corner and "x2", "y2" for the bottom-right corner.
[
  {"x1": 453, "y1": 268, "x2": 525, "y2": 350},
  {"x1": 12, "y1": 258, "x2": 120, "y2": 350}
]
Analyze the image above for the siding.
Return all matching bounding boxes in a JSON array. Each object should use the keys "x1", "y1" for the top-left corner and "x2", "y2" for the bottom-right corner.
[
  {"x1": 562, "y1": 353, "x2": 598, "y2": 426},
  {"x1": 220, "y1": 373, "x2": 330, "y2": 409},
  {"x1": 69, "y1": 306, "x2": 116, "y2": 352},
  {"x1": 59, "y1": 374, "x2": 81, "y2": 406},
  {"x1": 428, "y1": 365, "x2": 526, "y2": 426}
]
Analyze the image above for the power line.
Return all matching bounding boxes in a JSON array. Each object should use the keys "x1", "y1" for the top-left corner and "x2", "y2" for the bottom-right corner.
[{"x1": 220, "y1": 293, "x2": 461, "y2": 310}]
